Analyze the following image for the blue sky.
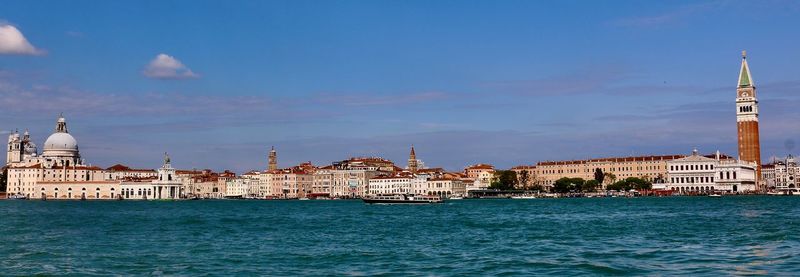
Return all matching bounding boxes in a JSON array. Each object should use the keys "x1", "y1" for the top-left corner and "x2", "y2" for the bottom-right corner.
[{"x1": 1, "y1": 0, "x2": 799, "y2": 172}]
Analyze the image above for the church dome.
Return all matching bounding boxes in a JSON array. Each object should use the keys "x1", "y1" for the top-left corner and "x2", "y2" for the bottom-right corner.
[
  {"x1": 24, "y1": 141, "x2": 38, "y2": 155},
  {"x1": 42, "y1": 115, "x2": 80, "y2": 158},
  {"x1": 43, "y1": 132, "x2": 78, "y2": 152}
]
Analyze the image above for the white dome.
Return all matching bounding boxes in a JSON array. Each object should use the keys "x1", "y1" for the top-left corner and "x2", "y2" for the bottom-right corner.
[{"x1": 43, "y1": 132, "x2": 78, "y2": 152}]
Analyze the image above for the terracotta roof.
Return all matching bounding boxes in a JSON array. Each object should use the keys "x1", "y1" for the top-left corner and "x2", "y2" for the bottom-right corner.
[
  {"x1": 106, "y1": 164, "x2": 155, "y2": 172},
  {"x1": 370, "y1": 175, "x2": 411, "y2": 180},
  {"x1": 429, "y1": 178, "x2": 460, "y2": 181},
  {"x1": 537, "y1": 155, "x2": 686, "y2": 166}
]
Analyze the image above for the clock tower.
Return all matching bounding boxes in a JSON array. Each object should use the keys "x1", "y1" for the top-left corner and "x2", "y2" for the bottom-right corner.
[{"x1": 736, "y1": 50, "x2": 762, "y2": 190}]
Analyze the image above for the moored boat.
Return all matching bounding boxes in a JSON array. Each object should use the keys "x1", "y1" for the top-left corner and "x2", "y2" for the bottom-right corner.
[
  {"x1": 8, "y1": 194, "x2": 28, "y2": 200},
  {"x1": 363, "y1": 194, "x2": 443, "y2": 204},
  {"x1": 708, "y1": 193, "x2": 722, "y2": 198}
]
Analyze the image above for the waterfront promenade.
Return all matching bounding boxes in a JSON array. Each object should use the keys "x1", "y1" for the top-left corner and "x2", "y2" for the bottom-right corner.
[{"x1": 1, "y1": 197, "x2": 797, "y2": 275}]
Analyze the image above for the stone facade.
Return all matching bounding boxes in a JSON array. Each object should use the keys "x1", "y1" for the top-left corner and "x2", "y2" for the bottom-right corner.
[{"x1": 665, "y1": 149, "x2": 757, "y2": 194}]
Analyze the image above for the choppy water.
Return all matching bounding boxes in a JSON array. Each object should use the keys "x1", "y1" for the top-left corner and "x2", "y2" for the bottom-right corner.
[{"x1": 1, "y1": 197, "x2": 799, "y2": 275}]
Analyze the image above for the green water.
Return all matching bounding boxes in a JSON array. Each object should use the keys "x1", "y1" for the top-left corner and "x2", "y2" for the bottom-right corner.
[{"x1": 1, "y1": 197, "x2": 798, "y2": 275}]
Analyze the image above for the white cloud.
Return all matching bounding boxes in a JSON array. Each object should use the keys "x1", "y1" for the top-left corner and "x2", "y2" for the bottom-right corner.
[
  {"x1": 0, "y1": 24, "x2": 45, "y2": 55},
  {"x1": 143, "y1": 53, "x2": 199, "y2": 80}
]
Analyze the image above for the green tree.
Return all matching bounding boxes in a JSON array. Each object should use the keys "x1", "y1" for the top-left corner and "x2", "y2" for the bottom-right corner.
[
  {"x1": 552, "y1": 177, "x2": 584, "y2": 193},
  {"x1": 594, "y1": 168, "x2": 604, "y2": 185},
  {"x1": 489, "y1": 170, "x2": 518, "y2": 191},
  {"x1": 583, "y1": 179, "x2": 600, "y2": 192},
  {"x1": 604, "y1": 172, "x2": 617, "y2": 184},
  {"x1": 607, "y1": 177, "x2": 652, "y2": 191},
  {"x1": 517, "y1": 170, "x2": 530, "y2": 190},
  {"x1": 0, "y1": 166, "x2": 6, "y2": 192}
]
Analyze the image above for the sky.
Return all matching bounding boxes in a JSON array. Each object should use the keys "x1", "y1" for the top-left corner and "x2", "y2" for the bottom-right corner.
[{"x1": 1, "y1": 0, "x2": 800, "y2": 172}]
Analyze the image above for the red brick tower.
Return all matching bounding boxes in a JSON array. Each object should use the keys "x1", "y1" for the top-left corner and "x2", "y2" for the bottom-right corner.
[{"x1": 736, "y1": 51, "x2": 762, "y2": 190}]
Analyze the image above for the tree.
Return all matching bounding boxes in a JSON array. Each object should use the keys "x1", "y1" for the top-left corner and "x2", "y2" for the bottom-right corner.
[
  {"x1": 583, "y1": 179, "x2": 600, "y2": 192},
  {"x1": 552, "y1": 177, "x2": 584, "y2": 193},
  {"x1": 604, "y1": 172, "x2": 617, "y2": 184},
  {"x1": 0, "y1": 166, "x2": 6, "y2": 193},
  {"x1": 594, "y1": 168, "x2": 604, "y2": 185},
  {"x1": 518, "y1": 170, "x2": 530, "y2": 190},
  {"x1": 606, "y1": 177, "x2": 652, "y2": 191},
  {"x1": 489, "y1": 170, "x2": 518, "y2": 191}
]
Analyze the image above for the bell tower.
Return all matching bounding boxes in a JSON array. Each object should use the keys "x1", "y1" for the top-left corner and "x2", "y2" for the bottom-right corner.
[
  {"x1": 268, "y1": 146, "x2": 278, "y2": 171},
  {"x1": 408, "y1": 145, "x2": 418, "y2": 174},
  {"x1": 6, "y1": 129, "x2": 22, "y2": 165},
  {"x1": 736, "y1": 50, "x2": 762, "y2": 189}
]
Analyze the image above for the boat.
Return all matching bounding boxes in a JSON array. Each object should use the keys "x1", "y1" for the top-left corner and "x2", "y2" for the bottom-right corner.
[
  {"x1": 511, "y1": 195, "x2": 536, "y2": 199},
  {"x1": 708, "y1": 193, "x2": 722, "y2": 198},
  {"x1": 298, "y1": 197, "x2": 310, "y2": 201},
  {"x1": 449, "y1": 196, "x2": 464, "y2": 200},
  {"x1": 8, "y1": 194, "x2": 28, "y2": 200},
  {"x1": 362, "y1": 194, "x2": 443, "y2": 204}
]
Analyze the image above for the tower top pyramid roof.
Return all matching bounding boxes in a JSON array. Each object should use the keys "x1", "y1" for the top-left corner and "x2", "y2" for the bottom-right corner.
[{"x1": 738, "y1": 50, "x2": 754, "y2": 88}]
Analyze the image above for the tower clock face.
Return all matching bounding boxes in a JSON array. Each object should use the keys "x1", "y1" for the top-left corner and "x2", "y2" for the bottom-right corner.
[{"x1": 741, "y1": 92, "x2": 749, "y2": 97}]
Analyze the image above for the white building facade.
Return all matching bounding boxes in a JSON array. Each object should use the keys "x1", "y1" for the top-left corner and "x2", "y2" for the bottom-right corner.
[{"x1": 666, "y1": 149, "x2": 757, "y2": 194}]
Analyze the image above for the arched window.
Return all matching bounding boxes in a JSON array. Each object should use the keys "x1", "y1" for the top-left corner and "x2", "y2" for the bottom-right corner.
[{"x1": 733, "y1": 172, "x2": 737, "y2": 179}]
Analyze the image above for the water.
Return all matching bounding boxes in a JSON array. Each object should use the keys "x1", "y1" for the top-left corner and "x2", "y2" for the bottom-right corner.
[{"x1": 1, "y1": 197, "x2": 799, "y2": 275}]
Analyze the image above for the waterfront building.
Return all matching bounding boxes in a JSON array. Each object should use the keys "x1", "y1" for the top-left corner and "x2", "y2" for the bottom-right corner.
[
  {"x1": 5, "y1": 115, "x2": 111, "y2": 199},
  {"x1": 533, "y1": 155, "x2": 680, "y2": 190},
  {"x1": 265, "y1": 164, "x2": 313, "y2": 199},
  {"x1": 120, "y1": 179, "x2": 156, "y2": 200},
  {"x1": 761, "y1": 163, "x2": 776, "y2": 190},
  {"x1": 35, "y1": 180, "x2": 120, "y2": 200},
  {"x1": 665, "y1": 149, "x2": 757, "y2": 193},
  {"x1": 464, "y1": 164, "x2": 494, "y2": 191},
  {"x1": 151, "y1": 153, "x2": 183, "y2": 199},
  {"x1": 240, "y1": 171, "x2": 263, "y2": 198},
  {"x1": 105, "y1": 164, "x2": 157, "y2": 180},
  {"x1": 465, "y1": 164, "x2": 494, "y2": 180},
  {"x1": 368, "y1": 175, "x2": 412, "y2": 195},
  {"x1": 312, "y1": 157, "x2": 395, "y2": 198},
  {"x1": 762, "y1": 156, "x2": 799, "y2": 193},
  {"x1": 225, "y1": 177, "x2": 250, "y2": 198},
  {"x1": 736, "y1": 51, "x2": 762, "y2": 189},
  {"x1": 424, "y1": 178, "x2": 466, "y2": 197}
]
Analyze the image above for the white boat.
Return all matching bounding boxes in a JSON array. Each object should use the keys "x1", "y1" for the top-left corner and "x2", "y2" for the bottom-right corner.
[
  {"x1": 363, "y1": 194, "x2": 443, "y2": 204},
  {"x1": 449, "y1": 196, "x2": 464, "y2": 200},
  {"x1": 511, "y1": 195, "x2": 537, "y2": 199},
  {"x1": 8, "y1": 194, "x2": 28, "y2": 200},
  {"x1": 708, "y1": 194, "x2": 722, "y2": 198},
  {"x1": 298, "y1": 197, "x2": 310, "y2": 201}
]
